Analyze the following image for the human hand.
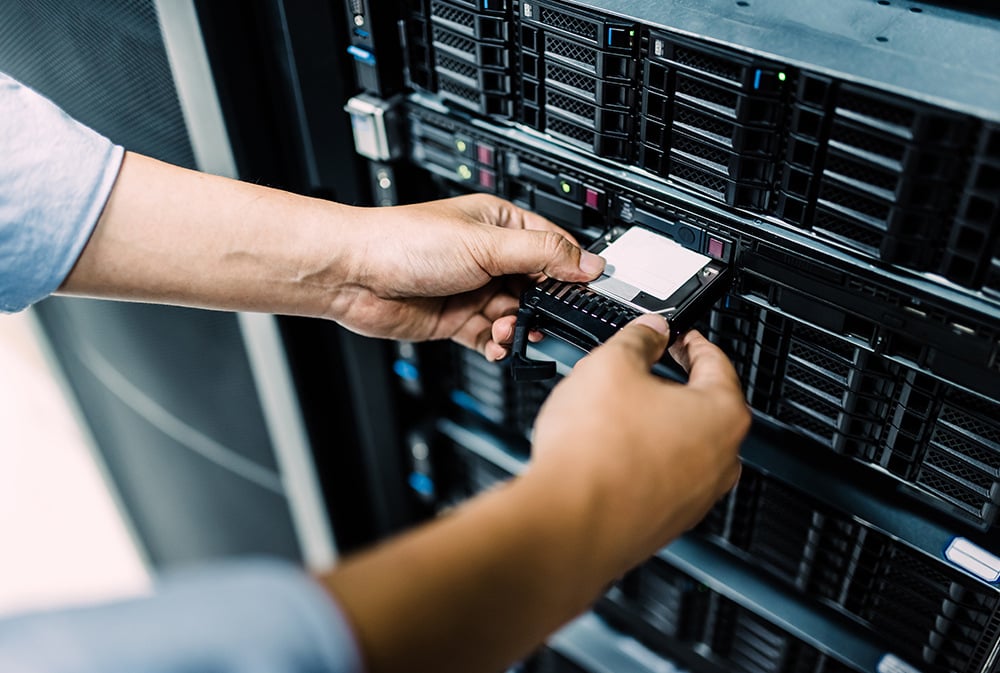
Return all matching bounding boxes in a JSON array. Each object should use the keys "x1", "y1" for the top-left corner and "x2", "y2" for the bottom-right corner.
[
  {"x1": 330, "y1": 194, "x2": 604, "y2": 358},
  {"x1": 527, "y1": 319, "x2": 749, "y2": 575}
]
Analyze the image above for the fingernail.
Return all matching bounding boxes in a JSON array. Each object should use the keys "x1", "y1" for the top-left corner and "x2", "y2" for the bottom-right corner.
[
  {"x1": 579, "y1": 251, "x2": 606, "y2": 277},
  {"x1": 631, "y1": 313, "x2": 669, "y2": 336}
]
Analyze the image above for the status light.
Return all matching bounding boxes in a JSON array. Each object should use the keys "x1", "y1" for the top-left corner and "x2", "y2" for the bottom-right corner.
[
  {"x1": 458, "y1": 165, "x2": 473, "y2": 180},
  {"x1": 778, "y1": 71, "x2": 787, "y2": 82},
  {"x1": 455, "y1": 139, "x2": 467, "y2": 152},
  {"x1": 560, "y1": 180, "x2": 572, "y2": 194}
]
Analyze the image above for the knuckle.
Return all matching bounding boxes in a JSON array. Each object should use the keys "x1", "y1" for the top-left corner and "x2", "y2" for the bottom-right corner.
[
  {"x1": 540, "y1": 230, "x2": 572, "y2": 259},
  {"x1": 722, "y1": 461, "x2": 743, "y2": 492},
  {"x1": 464, "y1": 193, "x2": 507, "y2": 223},
  {"x1": 734, "y1": 402, "x2": 753, "y2": 434},
  {"x1": 468, "y1": 192, "x2": 501, "y2": 208},
  {"x1": 573, "y1": 351, "x2": 605, "y2": 378},
  {"x1": 609, "y1": 329, "x2": 648, "y2": 360},
  {"x1": 720, "y1": 398, "x2": 752, "y2": 435}
]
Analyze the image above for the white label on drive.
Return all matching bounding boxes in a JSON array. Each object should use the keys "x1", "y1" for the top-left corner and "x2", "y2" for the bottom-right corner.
[
  {"x1": 590, "y1": 227, "x2": 709, "y2": 302},
  {"x1": 877, "y1": 653, "x2": 923, "y2": 673},
  {"x1": 944, "y1": 537, "x2": 1000, "y2": 583}
]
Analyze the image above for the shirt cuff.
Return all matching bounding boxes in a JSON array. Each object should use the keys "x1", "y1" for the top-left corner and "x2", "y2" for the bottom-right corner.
[
  {"x1": 0, "y1": 559, "x2": 365, "y2": 673},
  {"x1": 0, "y1": 73, "x2": 125, "y2": 313}
]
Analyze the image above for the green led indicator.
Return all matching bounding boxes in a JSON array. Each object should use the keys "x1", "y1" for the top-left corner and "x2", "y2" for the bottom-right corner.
[
  {"x1": 778, "y1": 71, "x2": 787, "y2": 82},
  {"x1": 560, "y1": 180, "x2": 572, "y2": 194},
  {"x1": 629, "y1": 29, "x2": 635, "y2": 36},
  {"x1": 458, "y1": 165, "x2": 473, "y2": 180},
  {"x1": 455, "y1": 139, "x2": 468, "y2": 152}
]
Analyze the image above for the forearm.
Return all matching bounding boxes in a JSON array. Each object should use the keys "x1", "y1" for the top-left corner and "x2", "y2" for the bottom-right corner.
[
  {"x1": 321, "y1": 464, "x2": 623, "y2": 673},
  {"x1": 60, "y1": 152, "x2": 360, "y2": 317}
]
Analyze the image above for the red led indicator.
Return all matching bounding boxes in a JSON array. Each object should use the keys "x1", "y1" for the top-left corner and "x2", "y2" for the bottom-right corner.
[
  {"x1": 478, "y1": 168, "x2": 496, "y2": 190},
  {"x1": 708, "y1": 237, "x2": 725, "y2": 259},
  {"x1": 477, "y1": 143, "x2": 496, "y2": 166},
  {"x1": 584, "y1": 187, "x2": 602, "y2": 210}
]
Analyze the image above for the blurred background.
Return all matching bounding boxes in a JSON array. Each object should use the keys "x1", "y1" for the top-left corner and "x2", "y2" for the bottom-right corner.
[{"x1": 0, "y1": 311, "x2": 149, "y2": 618}]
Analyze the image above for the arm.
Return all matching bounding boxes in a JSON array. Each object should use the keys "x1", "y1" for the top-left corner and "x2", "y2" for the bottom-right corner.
[
  {"x1": 61, "y1": 152, "x2": 604, "y2": 359},
  {"x1": 64, "y1": 153, "x2": 747, "y2": 673},
  {"x1": 321, "y1": 320, "x2": 749, "y2": 673},
  {"x1": 8, "y1": 74, "x2": 748, "y2": 673}
]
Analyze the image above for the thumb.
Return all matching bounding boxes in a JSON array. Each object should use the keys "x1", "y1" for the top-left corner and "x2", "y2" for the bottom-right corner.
[
  {"x1": 592, "y1": 314, "x2": 671, "y2": 372},
  {"x1": 485, "y1": 228, "x2": 605, "y2": 281}
]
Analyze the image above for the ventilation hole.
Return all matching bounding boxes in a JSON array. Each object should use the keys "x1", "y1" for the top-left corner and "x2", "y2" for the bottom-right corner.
[
  {"x1": 545, "y1": 62, "x2": 597, "y2": 95},
  {"x1": 819, "y1": 181, "x2": 891, "y2": 222},
  {"x1": 783, "y1": 382, "x2": 842, "y2": 421},
  {"x1": 786, "y1": 362, "x2": 845, "y2": 399},
  {"x1": 936, "y1": 404, "x2": 1000, "y2": 451},
  {"x1": 669, "y1": 161, "x2": 728, "y2": 195},
  {"x1": 546, "y1": 90, "x2": 595, "y2": 122},
  {"x1": 674, "y1": 105, "x2": 734, "y2": 145},
  {"x1": 813, "y1": 208, "x2": 885, "y2": 254},
  {"x1": 737, "y1": 0, "x2": 750, "y2": 5},
  {"x1": 824, "y1": 152, "x2": 900, "y2": 194},
  {"x1": 924, "y1": 451, "x2": 995, "y2": 491},
  {"x1": 538, "y1": 6, "x2": 598, "y2": 41},
  {"x1": 931, "y1": 426, "x2": 1000, "y2": 471},
  {"x1": 673, "y1": 132, "x2": 728, "y2": 164},
  {"x1": 830, "y1": 122, "x2": 906, "y2": 162},
  {"x1": 672, "y1": 45, "x2": 742, "y2": 82},
  {"x1": 946, "y1": 388, "x2": 1000, "y2": 422},
  {"x1": 436, "y1": 53, "x2": 478, "y2": 81},
  {"x1": 910, "y1": 6, "x2": 922, "y2": 11},
  {"x1": 838, "y1": 90, "x2": 915, "y2": 130},
  {"x1": 791, "y1": 324, "x2": 857, "y2": 361},
  {"x1": 430, "y1": 1, "x2": 475, "y2": 29},
  {"x1": 432, "y1": 26, "x2": 477, "y2": 56},
  {"x1": 544, "y1": 34, "x2": 598, "y2": 69},
  {"x1": 876, "y1": 36, "x2": 889, "y2": 42},
  {"x1": 437, "y1": 76, "x2": 480, "y2": 104},
  {"x1": 915, "y1": 467, "x2": 988, "y2": 514},
  {"x1": 675, "y1": 75, "x2": 739, "y2": 113},
  {"x1": 776, "y1": 403, "x2": 837, "y2": 444},
  {"x1": 545, "y1": 115, "x2": 594, "y2": 147}
]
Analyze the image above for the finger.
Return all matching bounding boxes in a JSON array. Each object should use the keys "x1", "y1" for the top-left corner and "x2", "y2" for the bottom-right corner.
[
  {"x1": 671, "y1": 331, "x2": 742, "y2": 393},
  {"x1": 437, "y1": 281, "x2": 513, "y2": 336},
  {"x1": 488, "y1": 319, "x2": 543, "y2": 363},
  {"x1": 589, "y1": 314, "x2": 670, "y2": 373},
  {"x1": 480, "y1": 291, "x2": 519, "y2": 322},
  {"x1": 484, "y1": 227, "x2": 605, "y2": 283},
  {"x1": 491, "y1": 314, "x2": 517, "y2": 346},
  {"x1": 485, "y1": 341, "x2": 509, "y2": 362},
  {"x1": 491, "y1": 197, "x2": 583, "y2": 248},
  {"x1": 452, "y1": 312, "x2": 496, "y2": 356}
]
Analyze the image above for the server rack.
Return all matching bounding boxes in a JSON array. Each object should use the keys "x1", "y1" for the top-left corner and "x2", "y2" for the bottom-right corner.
[{"x1": 340, "y1": 1, "x2": 1000, "y2": 671}]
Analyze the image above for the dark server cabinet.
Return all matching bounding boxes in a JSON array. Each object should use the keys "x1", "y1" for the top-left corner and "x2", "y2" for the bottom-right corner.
[
  {"x1": 338, "y1": 1, "x2": 1000, "y2": 672},
  {"x1": 0, "y1": 0, "x2": 376, "y2": 568}
]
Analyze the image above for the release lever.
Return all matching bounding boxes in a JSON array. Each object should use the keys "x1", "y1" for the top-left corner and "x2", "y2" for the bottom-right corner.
[{"x1": 509, "y1": 306, "x2": 557, "y2": 381}]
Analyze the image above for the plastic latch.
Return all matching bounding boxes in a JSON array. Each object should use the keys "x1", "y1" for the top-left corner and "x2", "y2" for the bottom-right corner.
[{"x1": 509, "y1": 306, "x2": 556, "y2": 381}]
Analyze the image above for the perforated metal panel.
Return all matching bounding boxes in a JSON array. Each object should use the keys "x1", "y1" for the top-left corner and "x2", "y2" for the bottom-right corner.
[
  {"x1": 0, "y1": 0, "x2": 196, "y2": 168},
  {"x1": 1, "y1": 1, "x2": 309, "y2": 568}
]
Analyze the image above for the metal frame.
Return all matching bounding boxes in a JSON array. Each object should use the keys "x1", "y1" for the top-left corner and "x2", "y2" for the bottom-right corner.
[{"x1": 155, "y1": 0, "x2": 338, "y2": 569}]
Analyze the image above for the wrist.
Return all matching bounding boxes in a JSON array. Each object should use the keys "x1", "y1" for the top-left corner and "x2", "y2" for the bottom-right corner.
[
  {"x1": 516, "y1": 455, "x2": 641, "y2": 585},
  {"x1": 286, "y1": 199, "x2": 371, "y2": 320}
]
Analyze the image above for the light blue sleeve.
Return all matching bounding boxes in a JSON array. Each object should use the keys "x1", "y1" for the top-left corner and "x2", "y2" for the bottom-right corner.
[
  {"x1": 0, "y1": 559, "x2": 366, "y2": 673},
  {"x1": 0, "y1": 71, "x2": 125, "y2": 313}
]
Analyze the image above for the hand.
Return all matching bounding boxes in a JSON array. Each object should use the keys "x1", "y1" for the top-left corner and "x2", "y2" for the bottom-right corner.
[
  {"x1": 330, "y1": 194, "x2": 605, "y2": 358},
  {"x1": 528, "y1": 318, "x2": 750, "y2": 574},
  {"x1": 63, "y1": 155, "x2": 600, "y2": 354}
]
